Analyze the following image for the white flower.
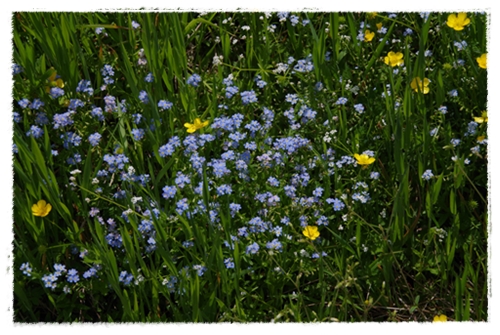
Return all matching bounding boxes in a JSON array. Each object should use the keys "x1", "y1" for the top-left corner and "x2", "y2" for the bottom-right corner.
[{"x1": 131, "y1": 197, "x2": 143, "y2": 204}]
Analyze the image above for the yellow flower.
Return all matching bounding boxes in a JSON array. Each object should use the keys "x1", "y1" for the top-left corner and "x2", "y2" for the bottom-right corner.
[
  {"x1": 474, "y1": 111, "x2": 488, "y2": 123},
  {"x1": 384, "y1": 52, "x2": 404, "y2": 67},
  {"x1": 411, "y1": 77, "x2": 430, "y2": 94},
  {"x1": 476, "y1": 53, "x2": 487, "y2": 69},
  {"x1": 32, "y1": 200, "x2": 52, "y2": 217},
  {"x1": 354, "y1": 153, "x2": 375, "y2": 166},
  {"x1": 364, "y1": 30, "x2": 375, "y2": 42},
  {"x1": 45, "y1": 68, "x2": 64, "y2": 93},
  {"x1": 368, "y1": 12, "x2": 377, "y2": 19},
  {"x1": 376, "y1": 23, "x2": 383, "y2": 31},
  {"x1": 184, "y1": 118, "x2": 209, "y2": 133},
  {"x1": 477, "y1": 135, "x2": 486, "y2": 143},
  {"x1": 446, "y1": 13, "x2": 470, "y2": 31},
  {"x1": 302, "y1": 226, "x2": 320, "y2": 240},
  {"x1": 433, "y1": 314, "x2": 447, "y2": 322}
]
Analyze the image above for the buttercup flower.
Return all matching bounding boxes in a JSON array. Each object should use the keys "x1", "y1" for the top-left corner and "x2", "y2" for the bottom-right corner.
[
  {"x1": 411, "y1": 77, "x2": 430, "y2": 94},
  {"x1": 446, "y1": 13, "x2": 470, "y2": 31},
  {"x1": 473, "y1": 111, "x2": 488, "y2": 123},
  {"x1": 32, "y1": 200, "x2": 52, "y2": 217},
  {"x1": 184, "y1": 118, "x2": 209, "y2": 133},
  {"x1": 303, "y1": 226, "x2": 320, "y2": 240},
  {"x1": 433, "y1": 314, "x2": 447, "y2": 322},
  {"x1": 364, "y1": 30, "x2": 375, "y2": 42},
  {"x1": 476, "y1": 53, "x2": 487, "y2": 69},
  {"x1": 45, "y1": 68, "x2": 64, "y2": 93},
  {"x1": 384, "y1": 52, "x2": 404, "y2": 67},
  {"x1": 354, "y1": 153, "x2": 375, "y2": 166}
]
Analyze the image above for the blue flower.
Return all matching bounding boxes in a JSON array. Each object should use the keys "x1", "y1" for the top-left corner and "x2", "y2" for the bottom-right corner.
[
  {"x1": 354, "y1": 103, "x2": 365, "y2": 114},
  {"x1": 61, "y1": 132, "x2": 82, "y2": 149},
  {"x1": 187, "y1": 73, "x2": 201, "y2": 87},
  {"x1": 162, "y1": 185, "x2": 177, "y2": 199},
  {"x1": 438, "y1": 106, "x2": 448, "y2": 114},
  {"x1": 335, "y1": 97, "x2": 348, "y2": 105},
  {"x1": 101, "y1": 64, "x2": 114, "y2": 77},
  {"x1": 454, "y1": 40, "x2": 468, "y2": 51},
  {"x1": 144, "y1": 72, "x2": 154, "y2": 83},
  {"x1": 216, "y1": 184, "x2": 233, "y2": 195},
  {"x1": 132, "y1": 21, "x2": 140, "y2": 29},
  {"x1": 138, "y1": 90, "x2": 149, "y2": 104},
  {"x1": 266, "y1": 239, "x2": 283, "y2": 252},
  {"x1": 26, "y1": 125, "x2": 44, "y2": 139},
  {"x1": 42, "y1": 273, "x2": 58, "y2": 289},
  {"x1": 76, "y1": 80, "x2": 94, "y2": 95},
  {"x1": 158, "y1": 100, "x2": 173, "y2": 110},
  {"x1": 67, "y1": 269, "x2": 80, "y2": 283},
  {"x1": 238, "y1": 227, "x2": 249, "y2": 237},
  {"x1": 403, "y1": 28, "x2": 413, "y2": 36},
  {"x1": 30, "y1": 98, "x2": 45, "y2": 110},
  {"x1": 182, "y1": 240, "x2": 194, "y2": 248},
  {"x1": 210, "y1": 159, "x2": 231, "y2": 178},
  {"x1": 20, "y1": 262, "x2": 33, "y2": 276},
  {"x1": 174, "y1": 172, "x2": 190, "y2": 189},
  {"x1": 193, "y1": 265, "x2": 207, "y2": 277},
  {"x1": 131, "y1": 128, "x2": 145, "y2": 141},
  {"x1": 68, "y1": 98, "x2": 84, "y2": 111},
  {"x1": 352, "y1": 191, "x2": 371, "y2": 203},
  {"x1": 422, "y1": 169, "x2": 434, "y2": 180},
  {"x1": 13, "y1": 112, "x2": 22, "y2": 123},
  {"x1": 12, "y1": 64, "x2": 23, "y2": 75},
  {"x1": 370, "y1": 171, "x2": 380, "y2": 180},
  {"x1": 316, "y1": 216, "x2": 328, "y2": 226},
  {"x1": 176, "y1": 198, "x2": 189, "y2": 215},
  {"x1": 159, "y1": 143, "x2": 175, "y2": 157},
  {"x1": 35, "y1": 112, "x2": 50, "y2": 126},
  {"x1": 18, "y1": 98, "x2": 30, "y2": 109},
  {"x1": 327, "y1": 198, "x2": 345, "y2": 211},
  {"x1": 450, "y1": 138, "x2": 461, "y2": 147},
  {"x1": 49, "y1": 87, "x2": 65, "y2": 99},
  {"x1": 312, "y1": 187, "x2": 324, "y2": 198},
  {"x1": 246, "y1": 242, "x2": 260, "y2": 255},
  {"x1": 224, "y1": 258, "x2": 235, "y2": 269},
  {"x1": 448, "y1": 89, "x2": 458, "y2": 97},
  {"x1": 225, "y1": 85, "x2": 239, "y2": 99},
  {"x1": 241, "y1": 90, "x2": 258, "y2": 105},
  {"x1": 83, "y1": 267, "x2": 98, "y2": 279},
  {"x1": 118, "y1": 271, "x2": 134, "y2": 286},
  {"x1": 88, "y1": 133, "x2": 102, "y2": 147},
  {"x1": 229, "y1": 203, "x2": 241, "y2": 217},
  {"x1": 293, "y1": 59, "x2": 314, "y2": 73},
  {"x1": 267, "y1": 177, "x2": 280, "y2": 187}
]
